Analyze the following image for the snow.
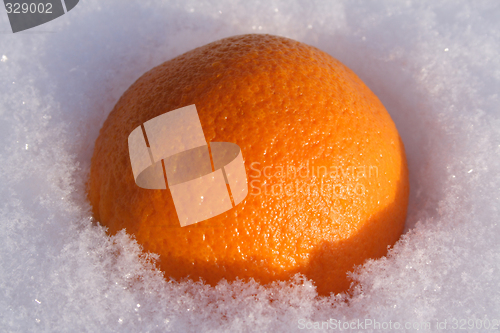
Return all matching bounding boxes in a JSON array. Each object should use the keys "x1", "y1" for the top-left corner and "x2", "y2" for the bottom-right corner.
[{"x1": 1, "y1": 0, "x2": 500, "y2": 331}]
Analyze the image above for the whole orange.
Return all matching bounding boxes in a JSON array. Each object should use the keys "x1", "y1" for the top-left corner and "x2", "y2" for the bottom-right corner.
[{"x1": 88, "y1": 34, "x2": 409, "y2": 295}]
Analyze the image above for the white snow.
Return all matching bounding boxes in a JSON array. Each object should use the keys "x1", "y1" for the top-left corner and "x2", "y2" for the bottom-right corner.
[{"x1": 1, "y1": 0, "x2": 500, "y2": 332}]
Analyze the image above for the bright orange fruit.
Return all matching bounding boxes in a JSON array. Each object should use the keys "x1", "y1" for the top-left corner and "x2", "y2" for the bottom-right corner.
[{"x1": 88, "y1": 34, "x2": 409, "y2": 295}]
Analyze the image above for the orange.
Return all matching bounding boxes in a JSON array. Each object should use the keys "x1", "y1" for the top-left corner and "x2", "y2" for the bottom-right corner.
[{"x1": 88, "y1": 34, "x2": 409, "y2": 295}]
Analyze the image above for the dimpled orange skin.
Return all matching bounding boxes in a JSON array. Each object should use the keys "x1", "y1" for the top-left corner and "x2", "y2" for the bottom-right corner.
[{"x1": 88, "y1": 34, "x2": 409, "y2": 296}]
